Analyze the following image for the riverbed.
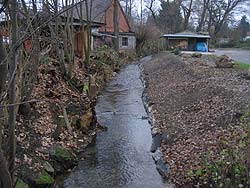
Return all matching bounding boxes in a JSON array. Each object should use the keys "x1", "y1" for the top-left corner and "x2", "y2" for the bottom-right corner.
[{"x1": 64, "y1": 64, "x2": 171, "y2": 188}]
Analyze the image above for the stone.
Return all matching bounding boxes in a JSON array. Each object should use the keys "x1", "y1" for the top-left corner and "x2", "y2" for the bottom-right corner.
[
  {"x1": 152, "y1": 148, "x2": 163, "y2": 162},
  {"x1": 15, "y1": 179, "x2": 29, "y2": 188},
  {"x1": 79, "y1": 109, "x2": 94, "y2": 131},
  {"x1": 36, "y1": 171, "x2": 54, "y2": 185},
  {"x1": 54, "y1": 146, "x2": 71, "y2": 161},
  {"x1": 43, "y1": 161, "x2": 54, "y2": 173},
  {"x1": 19, "y1": 103, "x2": 31, "y2": 117},
  {"x1": 152, "y1": 148, "x2": 170, "y2": 176},
  {"x1": 215, "y1": 55, "x2": 234, "y2": 68},
  {"x1": 49, "y1": 145, "x2": 77, "y2": 172},
  {"x1": 25, "y1": 170, "x2": 54, "y2": 188},
  {"x1": 150, "y1": 133, "x2": 162, "y2": 153},
  {"x1": 155, "y1": 159, "x2": 171, "y2": 176}
]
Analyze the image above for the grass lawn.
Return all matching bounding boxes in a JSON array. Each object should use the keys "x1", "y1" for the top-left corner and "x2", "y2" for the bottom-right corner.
[{"x1": 234, "y1": 61, "x2": 250, "y2": 70}]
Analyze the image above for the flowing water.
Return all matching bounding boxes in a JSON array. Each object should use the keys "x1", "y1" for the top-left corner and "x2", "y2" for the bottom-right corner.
[{"x1": 64, "y1": 64, "x2": 170, "y2": 188}]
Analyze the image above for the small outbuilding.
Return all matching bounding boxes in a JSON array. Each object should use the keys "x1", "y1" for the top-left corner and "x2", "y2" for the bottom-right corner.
[{"x1": 162, "y1": 31, "x2": 211, "y2": 52}]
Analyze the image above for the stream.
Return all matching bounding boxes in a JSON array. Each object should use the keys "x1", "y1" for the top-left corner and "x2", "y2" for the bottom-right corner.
[{"x1": 64, "y1": 64, "x2": 170, "y2": 188}]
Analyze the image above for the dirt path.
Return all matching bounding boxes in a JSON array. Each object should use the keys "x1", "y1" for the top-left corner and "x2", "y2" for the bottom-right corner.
[
  {"x1": 141, "y1": 52, "x2": 250, "y2": 187},
  {"x1": 214, "y1": 48, "x2": 250, "y2": 64}
]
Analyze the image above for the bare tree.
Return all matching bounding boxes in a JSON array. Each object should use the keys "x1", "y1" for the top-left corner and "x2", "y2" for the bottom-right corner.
[
  {"x1": 145, "y1": 0, "x2": 158, "y2": 21},
  {"x1": 196, "y1": 0, "x2": 210, "y2": 32},
  {"x1": 0, "y1": 35, "x2": 12, "y2": 188},
  {"x1": 8, "y1": 0, "x2": 18, "y2": 180},
  {"x1": 208, "y1": 0, "x2": 245, "y2": 35},
  {"x1": 181, "y1": 0, "x2": 193, "y2": 30}
]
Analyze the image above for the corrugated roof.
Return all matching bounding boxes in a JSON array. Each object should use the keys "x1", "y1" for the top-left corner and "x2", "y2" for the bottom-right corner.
[
  {"x1": 162, "y1": 31, "x2": 211, "y2": 39},
  {"x1": 61, "y1": 0, "x2": 112, "y2": 23}
]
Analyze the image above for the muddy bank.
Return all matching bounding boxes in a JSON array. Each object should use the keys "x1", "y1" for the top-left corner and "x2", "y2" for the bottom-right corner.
[
  {"x1": 141, "y1": 51, "x2": 250, "y2": 186},
  {"x1": 12, "y1": 48, "x2": 133, "y2": 188}
]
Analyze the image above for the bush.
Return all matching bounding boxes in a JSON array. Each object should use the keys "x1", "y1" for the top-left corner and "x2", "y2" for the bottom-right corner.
[{"x1": 172, "y1": 48, "x2": 181, "y2": 55}]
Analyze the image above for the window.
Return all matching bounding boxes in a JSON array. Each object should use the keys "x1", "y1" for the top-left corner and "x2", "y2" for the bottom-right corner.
[{"x1": 122, "y1": 37, "x2": 128, "y2": 47}]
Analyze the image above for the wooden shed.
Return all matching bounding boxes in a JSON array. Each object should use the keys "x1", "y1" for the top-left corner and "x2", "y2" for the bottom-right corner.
[{"x1": 162, "y1": 31, "x2": 211, "y2": 51}]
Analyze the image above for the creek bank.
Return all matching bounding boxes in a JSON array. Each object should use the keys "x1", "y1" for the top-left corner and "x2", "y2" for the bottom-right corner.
[
  {"x1": 13, "y1": 47, "x2": 136, "y2": 188},
  {"x1": 141, "y1": 51, "x2": 250, "y2": 187},
  {"x1": 139, "y1": 56, "x2": 171, "y2": 179}
]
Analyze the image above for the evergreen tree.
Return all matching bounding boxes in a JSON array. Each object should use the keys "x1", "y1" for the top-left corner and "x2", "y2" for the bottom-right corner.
[
  {"x1": 238, "y1": 15, "x2": 250, "y2": 38},
  {"x1": 156, "y1": 0, "x2": 183, "y2": 33}
]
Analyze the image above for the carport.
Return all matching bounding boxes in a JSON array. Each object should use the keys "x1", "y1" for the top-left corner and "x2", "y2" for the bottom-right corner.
[{"x1": 162, "y1": 31, "x2": 211, "y2": 52}]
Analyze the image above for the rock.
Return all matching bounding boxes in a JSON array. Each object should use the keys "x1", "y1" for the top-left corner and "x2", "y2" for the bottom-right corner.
[
  {"x1": 35, "y1": 171, "x2": 54, "y2": 186},
  {"x1": 54, "y1": 146, "x2": 71, "y2": 160},
  {"x1": 215, "y1": 55, "x2": 234, "y2": 68},
  {"x1": 141, "y1": 116, "x2": 148, "y2": 120},
  {"x1": 19, "y1": 103, "x2": 31, "y2": 118},
  {"x1": 191, "y1": 53, "x2": 202, "y2": 58},
  {"x1": 150, "y1": 133, "x2": 162, "y2": 153},
  {"x1": 25, "y1": 170, "x2": 54, "y2": 188},
  {"x1": 151, "y1": 127, "x2": 159, "y2": 137},
  {"x1": 43, "y1": 161, "x2": 54, "y2": 173},
  {"x1": 49, "y1": 145, "x2": 77, "y2": 173},
  {"x1": 152, "y1": 148, "x2": 163, "y2": 162},
  {"x1": 79, "y1": 109, "x2": 94, "y2": 131},
  {"x1": 155, "y1": 159, "x2": 170, "y2": 176},
  {"x1": 152, "y1": 148, "x2": 170, "y2": 176},
  {"x1": 15, "y1": 179, "x2": 29, "y2": 188},
  {"x1": 241, "y1": 72, "x2": 250, "y2": 80}
]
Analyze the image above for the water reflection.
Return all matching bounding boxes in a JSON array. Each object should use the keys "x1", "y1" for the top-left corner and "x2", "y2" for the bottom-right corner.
[{"x1": 65, "y1": 65, "x2": 169, "y2": 188}]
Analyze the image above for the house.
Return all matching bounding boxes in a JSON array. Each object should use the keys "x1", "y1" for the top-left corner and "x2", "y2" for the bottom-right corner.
[
  {"x1": 67, "y1": 0, "x2": 136, "y2": 56},
  {"x1": 1, "y1": 0, "x2": 136, "y2": 59},
  {"x1": 162, "y1": 31, "x2": 211, "y2": 52}
]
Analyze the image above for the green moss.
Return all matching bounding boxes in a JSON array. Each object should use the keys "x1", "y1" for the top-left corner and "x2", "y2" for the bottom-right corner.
[
  {"x1": 37, "y1": 171, "x2": 54, "y2": 185},
  {"x1": 55, "y1": 146, "x2": 70, "y2": 160},
  {"x1": 15, "y1": 179, "x2": 29, "y2": 188},
  {"x1": 234, "y1": 61, "x2": 250, "y2": 70}
]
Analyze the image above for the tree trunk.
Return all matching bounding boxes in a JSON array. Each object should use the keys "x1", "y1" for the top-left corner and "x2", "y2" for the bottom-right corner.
[
  {"x1": 197, "y1": 0, "x2": 209, "y2": 32},
  {"x1": 113, "y1": 0, "x2": 119, "y2": 51},
  {"x1": 0, "y1": 150, "x2": 12, "y2": 188},
  {"x1": 183, "y1": 0, "x2": 193, "y2": 30},
  {"x1": 8, "y1": 0, "x2": 18, "y2": 180},
  {"x1": 0, "y1": 36, "x2": 7, "y2": 99},
  {"x1": 0, "y1": 32, "x2": 12, "y2": 188}
]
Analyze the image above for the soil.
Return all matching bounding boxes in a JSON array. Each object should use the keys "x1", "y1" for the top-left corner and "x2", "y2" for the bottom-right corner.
[
  {"x1": 10, "y1": 53, "x2": 123, "y2": 187},
  {"x1": 141, "y1": 52, "x2": 250, "y2": 186}
]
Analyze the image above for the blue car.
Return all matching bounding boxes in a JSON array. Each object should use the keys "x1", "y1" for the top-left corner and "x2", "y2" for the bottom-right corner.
[{"x1": 194, "y1": 42, "x2": 208, "y2": 52}]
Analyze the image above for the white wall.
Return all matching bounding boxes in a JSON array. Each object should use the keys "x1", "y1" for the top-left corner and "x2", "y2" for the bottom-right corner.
[{"x1": 119, "y1": 35, "x2": 136, "y2": 50}]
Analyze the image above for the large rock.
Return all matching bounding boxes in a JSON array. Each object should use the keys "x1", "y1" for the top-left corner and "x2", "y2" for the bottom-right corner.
[
  {"x1": 21, "y1": 168, "x2": 54, "y2": 188},
  {"x1": 152, "y1": 148, "x2": 170, "y2": 176},
  {"x1": 49, "y1": 145, "x2": 77, "y2": 173},
  {"x1": 79, "y1": 109, "x2": 94, "y2": 131},
  {"x1": 215, "y1": 55, "x2": 234, "y2": 68},
  {"x1": 150, "y1": 133, "x2": 162, "y2": 153},
  {"x1": 15, "y1": 179, "x2": 29, "y2": 188}
]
